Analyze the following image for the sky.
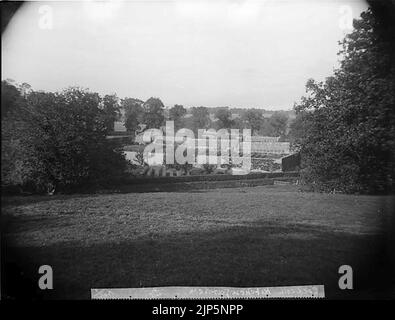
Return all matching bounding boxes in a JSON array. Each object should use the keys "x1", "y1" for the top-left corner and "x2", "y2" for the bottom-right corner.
[{"x1": 2, "y1": 0, "x2": 368, "y2": 110}]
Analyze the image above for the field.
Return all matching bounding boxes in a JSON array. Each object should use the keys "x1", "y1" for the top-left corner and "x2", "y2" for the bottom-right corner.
[{"x1": 2, "y1": 185, "x2": 394, "y2": 299}]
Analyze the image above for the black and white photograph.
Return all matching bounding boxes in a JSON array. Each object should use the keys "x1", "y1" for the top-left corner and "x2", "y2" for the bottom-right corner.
[{"x1": 1, "y1": 0, "x2": 394, "y2": 304}]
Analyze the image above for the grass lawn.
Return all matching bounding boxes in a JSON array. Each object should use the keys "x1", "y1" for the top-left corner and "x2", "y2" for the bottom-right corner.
[{"x1": 2, "y1": 185, "x2": 394, "y2": 299}]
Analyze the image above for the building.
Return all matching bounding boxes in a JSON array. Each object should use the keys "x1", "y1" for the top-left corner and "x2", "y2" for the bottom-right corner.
[
  {"x1": 251, "y1": 136, "x2": 280, "y2": 143},
  {"x1": 281, "y1": 153, "x2": 301, "y2": 172},
  {"x1": 251, "y1": 136, "x2": 290, "y2": 155},
  {"x1": 114, "y1": 121, "x2": 127, "y2": 132}
]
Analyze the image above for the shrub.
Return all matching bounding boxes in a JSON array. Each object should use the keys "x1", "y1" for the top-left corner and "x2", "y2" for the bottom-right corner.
[{"x1": 2, "y1": 85, "x2": 128, "y2": 193}]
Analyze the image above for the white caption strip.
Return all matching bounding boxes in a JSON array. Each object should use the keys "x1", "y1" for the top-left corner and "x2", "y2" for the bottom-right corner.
[{"x1": 91, "y1": 285, "x2": 325, "y2": 299}]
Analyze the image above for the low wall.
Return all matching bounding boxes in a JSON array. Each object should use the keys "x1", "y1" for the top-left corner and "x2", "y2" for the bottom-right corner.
[
  {"x1": 111, "y1": 177, "x2": 298, "y2": 193},
  {"x1": 117, "y1": 171, "x2": 299, "y2": 185},
  {"x1": 2, "y1": 172, "x2": 299, "y2": 195}
]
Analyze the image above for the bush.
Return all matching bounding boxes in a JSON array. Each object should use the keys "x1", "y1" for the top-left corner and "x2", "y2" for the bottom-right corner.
[
  {"x1": 202, "y1": 164, "x2": 216, "y2": 174},
  {"x1": 1, "y1": 85, "x2": 128, "y2": 193}
]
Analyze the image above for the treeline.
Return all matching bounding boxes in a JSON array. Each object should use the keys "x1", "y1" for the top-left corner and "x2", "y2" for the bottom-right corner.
[
  {"x1": 118, "y1": 98, "x2": 292, "y2": 138},
  {"x1": 290, "y1": 7, "x2": 395, "y2": 194},
  {"x1": 1, "y1": 83, "x2": 128, "y2": 193}
]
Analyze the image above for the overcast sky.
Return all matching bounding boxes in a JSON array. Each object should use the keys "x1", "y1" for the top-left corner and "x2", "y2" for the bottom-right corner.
[{"x1": 2, "y1": 0, "x2": 368, "y2": 109}]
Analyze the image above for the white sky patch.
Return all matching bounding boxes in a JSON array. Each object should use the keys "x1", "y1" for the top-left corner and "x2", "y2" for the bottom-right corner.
[
  {"x1": 83, "y1": 0, "x2": 123, "y2": 23},
  {"x1": 2, "y1": 0, "x2": 368, "y2": 109},
  {"x1": 227, "y1": 1, "x2": 262, "y2": 25}
]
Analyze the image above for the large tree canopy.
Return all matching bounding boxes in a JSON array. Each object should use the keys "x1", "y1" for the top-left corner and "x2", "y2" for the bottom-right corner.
[
  {"x1": 142, "y1": 97, "x2": 165, "y2": 129},
  {"x1": 214, "y1": 107, "x2": 234, "y2": 129},
  {"x1": 1, "y1": 83, "x2": 127, "y2": 192},
  {"x1": 121, "y1": 97, "x2": 144, "y2": 134},
  {"x1": 292, "y1": 8, "x2": 395, "y2": 193},
  {"x1": 191, "y1": 106, "x2": 210, "y2": 132},
  {"x1": 1, "y1": 80, "x2": 26, "y2": 119},
  {"x1": 169, "y1": 104, "x2": 187, "y2": 130},
  {"x1": 269, "y1": 111, "x2": 289, "y2": 137},
  {"x1": 242, "y1": 109, "x2": 264, "y2": 135}
]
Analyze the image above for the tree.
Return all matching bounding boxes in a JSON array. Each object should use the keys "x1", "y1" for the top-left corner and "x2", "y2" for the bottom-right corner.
[
  {"x1": 102, "y1": 94, "x2": 120, "y2": 133},
  {"x1": 269, "y1": 111, "x2": 289, "y2": 137},
  {"x1": 242, "y1": 109, "x2": 264, "y2": 135},
  {"x1": 293, "y1": 8, "x2": 395, "y2": 193},
  {"x1": 169, "y1": 104, "x2": 186, "y2": 129},
  {"x1": 191, "y1": 106, "x2": 210, "y2": 132},
  {"x1": 215, "y1": 107, "x2": 233, "y2": 129},
  {"x1": 142, "y1": 97, "x2": 165, "y2": 129},
  {"x1": 1, "y1": 80, "x2": 28, "y2": 187},
  {"x1": 121, "y1": 98, "x2": 144, "y2": 134},
  {"x1": 2, "y1": 87, "x2": 127, "y2": 192},
  {"x1": 230, "y1": 117, "x2": 245, "y2": 131},
  {"x1": 1, "y1": 80, "x2": 25, "y2": 119},
  {"x1": 19, "y1": 82, "x2": 32, "y2": 98}
]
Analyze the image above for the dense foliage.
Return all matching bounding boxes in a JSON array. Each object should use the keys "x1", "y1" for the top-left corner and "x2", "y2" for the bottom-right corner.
[
  {"x1": 142, "y1": 97, "x2": 165, "y2": 129},
  {"x1": 1, "y1": 84, "x2": 127, "y2": 193},
  {"x1": 121, "y1": 97, "x2": 144, "y2": 134},
  {"x1": 291, "y1": 8, "x2": 395, "y2": 194},
  {"x1": 169, "y1": 104, "x2": 187, "y2": 130},
  {"x1": 102, "y1": 94, "x2": 120, "y2": 133}
]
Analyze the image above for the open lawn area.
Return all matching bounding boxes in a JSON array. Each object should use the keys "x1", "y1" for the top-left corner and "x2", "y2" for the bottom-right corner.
[{"x1": 2, "y1": 185, "x2": 394, "y2": 299}]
